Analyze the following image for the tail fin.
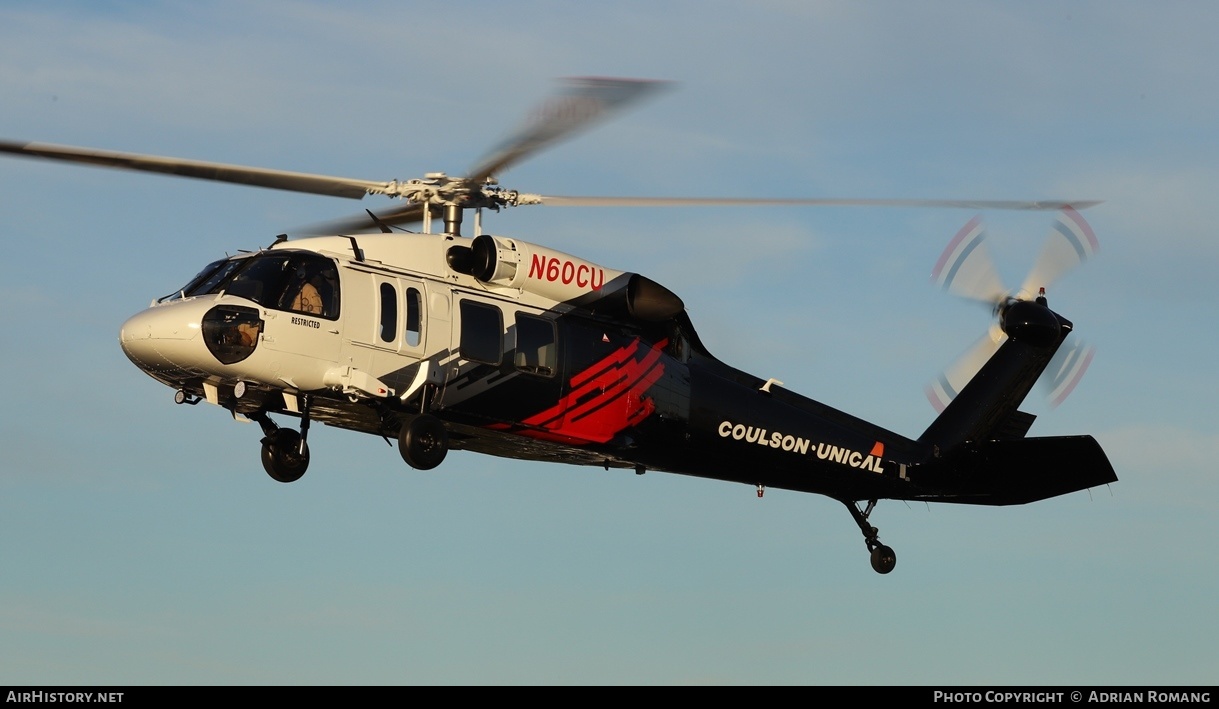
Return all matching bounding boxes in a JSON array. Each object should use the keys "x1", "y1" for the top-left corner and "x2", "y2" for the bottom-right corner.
[
  {"x1": 919, "y1": 304, "x2": 1072, "y2": 449},
  {"x1": 911, "y1": 303, "x2": 1118, "y2": 504}
]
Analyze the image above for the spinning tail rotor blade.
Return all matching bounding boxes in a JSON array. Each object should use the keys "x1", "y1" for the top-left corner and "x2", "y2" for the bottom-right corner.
[
  {"x1": 1018, "y1": 207, "x2": 1099, "y2": 297},
  {"x1": 930, "y1": 214, "x2": 1007, "y2": 306},
  {"x1": 1043, "y1": 338, "x2": 1096, "y2": 408},
  {"x1": 927, "y1": 209, "x2": 1101, "y2": 411},
  {"x1": 925, "y1": 323, "x2": 1005, "y2": 412}
]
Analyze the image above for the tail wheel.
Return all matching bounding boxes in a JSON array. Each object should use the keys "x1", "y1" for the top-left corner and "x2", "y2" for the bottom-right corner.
[
  {"x1": 261, "y1": 429, "x2": 310, "y2": 483},
  {"x1": 398, "y1": 414, "x2": 449, "y2": 470}
]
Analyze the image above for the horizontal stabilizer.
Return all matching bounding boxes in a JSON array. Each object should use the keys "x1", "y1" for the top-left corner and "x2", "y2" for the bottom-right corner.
[{"x1": 912, "y1": 435, "x2": 1117, "y2": 506}]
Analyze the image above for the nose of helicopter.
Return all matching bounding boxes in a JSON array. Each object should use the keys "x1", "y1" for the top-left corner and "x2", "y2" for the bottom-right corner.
[{"x1": 118, "y1": 303, "x2": 207, "y2": 376}]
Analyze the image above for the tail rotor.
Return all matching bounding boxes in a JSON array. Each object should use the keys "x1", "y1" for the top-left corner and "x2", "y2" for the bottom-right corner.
[
  {"x1": 925, "y1": 323, "x2": 1005, "y2": 413},
  {"x1": 1044, "y1": 338, "x2": 1096, "y2": 408},
  {"x1": 931, "y1": 214, "x2": 1007, "y2": 307},
  {"x1": 927, "y1": 209, "x2": 1099, "y2": 412}
]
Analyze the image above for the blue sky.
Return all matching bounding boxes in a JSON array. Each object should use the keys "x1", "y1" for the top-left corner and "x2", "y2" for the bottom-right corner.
[{"x1": 0, "y1": 0, "x2": 1215, "y2": 685}]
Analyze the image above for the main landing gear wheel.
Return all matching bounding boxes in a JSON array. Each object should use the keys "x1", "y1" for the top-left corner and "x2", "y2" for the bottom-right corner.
[
  {"x1": 870, "y1": 545, "x2": 897, "y2": 574},
  {"x1": 398, "y1": 414, "x2": 449, "y2": 470},
  {"x1": 261, "y1": 428, "x2": 310, "y2": 483},
  {"x1": 842, "y1": 499, "x2": 897, "y2": 574}
]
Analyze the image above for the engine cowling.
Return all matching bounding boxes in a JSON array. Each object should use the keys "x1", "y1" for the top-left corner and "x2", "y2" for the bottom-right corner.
[{"x1": 465, "y1": 234, "x2": 683, "y2": 321}]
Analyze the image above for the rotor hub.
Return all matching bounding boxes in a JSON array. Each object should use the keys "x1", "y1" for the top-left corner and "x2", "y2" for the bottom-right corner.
[{"x1": 999, "y1": 299, "x2": 1061, "y2": 347}]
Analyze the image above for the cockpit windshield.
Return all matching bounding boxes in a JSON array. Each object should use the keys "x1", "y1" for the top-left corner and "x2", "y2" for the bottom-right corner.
[
  {"x1": 159, "y1": 251, "x2": 341, "y2": 320},
  {"x1": 158, "y1": 258, "x2": 230, "y2": 303}
]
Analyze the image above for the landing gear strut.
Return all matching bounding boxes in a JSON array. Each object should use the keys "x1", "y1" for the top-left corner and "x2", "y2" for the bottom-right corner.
[
  {"x1": 843, "y1": 499, "x2": 897, "y2": 574},
  {"x1": 397, "y1": 413, "x2": 448, "y2": 470},
  {"x1": 251, "y1": 398, "x2": 312, "y2": 483}
]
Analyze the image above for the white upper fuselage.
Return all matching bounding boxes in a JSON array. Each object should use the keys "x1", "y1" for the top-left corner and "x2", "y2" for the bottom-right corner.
[{"x1": 117, "y1": 231, "x2": 626, "y2": 408}]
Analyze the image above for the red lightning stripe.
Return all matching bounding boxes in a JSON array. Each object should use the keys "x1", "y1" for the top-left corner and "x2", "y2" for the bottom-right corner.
[{"x1": 495, "y1": 338, "x2": 668, "y2": 445}]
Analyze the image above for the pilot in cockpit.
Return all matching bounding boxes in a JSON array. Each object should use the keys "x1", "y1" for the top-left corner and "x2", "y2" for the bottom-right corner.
[
  {"x1": 291, "y1": 278, "x2": 324, "y2": 315},
  {"x1": 284, "y1": 260, "x2": 337, "y2": 318}
]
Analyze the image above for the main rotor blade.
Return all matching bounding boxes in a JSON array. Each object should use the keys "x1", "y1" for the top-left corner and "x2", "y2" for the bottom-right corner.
[
  {"x1": 527, "y1": 195, "x2": 1102, "y2": 210},
  {"x1": 296, "y1": 203, "x2": 431, "y2": 235},
  {"x1": 465, "y1": 77, "x2": 672, "y2": 186},
  {"x1": 0, "y1": 139, "x2": 390, "y2": 199}
]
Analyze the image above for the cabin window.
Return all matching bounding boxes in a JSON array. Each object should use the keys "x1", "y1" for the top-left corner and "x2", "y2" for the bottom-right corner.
[
  {"x1": 459, "y1": 300, "x2": 503, "y2": 365},
  {"x1": 405, "y1": 287, "x2": 422, "y2": 347},
  {"x1": 379, "y1": 282, "x2": 398, "y2": 343},
  {"x1": 514, "y1": 313, "x2": 557, "y2": 377}
]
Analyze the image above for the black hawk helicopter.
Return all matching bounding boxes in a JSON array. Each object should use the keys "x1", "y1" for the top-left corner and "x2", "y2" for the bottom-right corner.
[{"x1": 0, "y1": 78, "x2": 1116, "y2": 573}]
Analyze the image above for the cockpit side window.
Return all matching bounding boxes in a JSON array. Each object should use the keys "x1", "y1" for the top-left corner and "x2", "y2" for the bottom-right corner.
[
  {"x1": 223, "y1": 256, "x2": 291, "y2": 305},
  {"x1": 278, "y1": 254, "x2": 341, "y2": 319},
  {"x1": 173, "y1": 251, "x2": 341, "y2": 320}
]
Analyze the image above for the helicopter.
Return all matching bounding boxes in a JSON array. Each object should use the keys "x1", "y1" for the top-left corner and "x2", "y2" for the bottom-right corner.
[{"x1": 0, "y1": 77, "x2": 1116, "y2": 574}]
